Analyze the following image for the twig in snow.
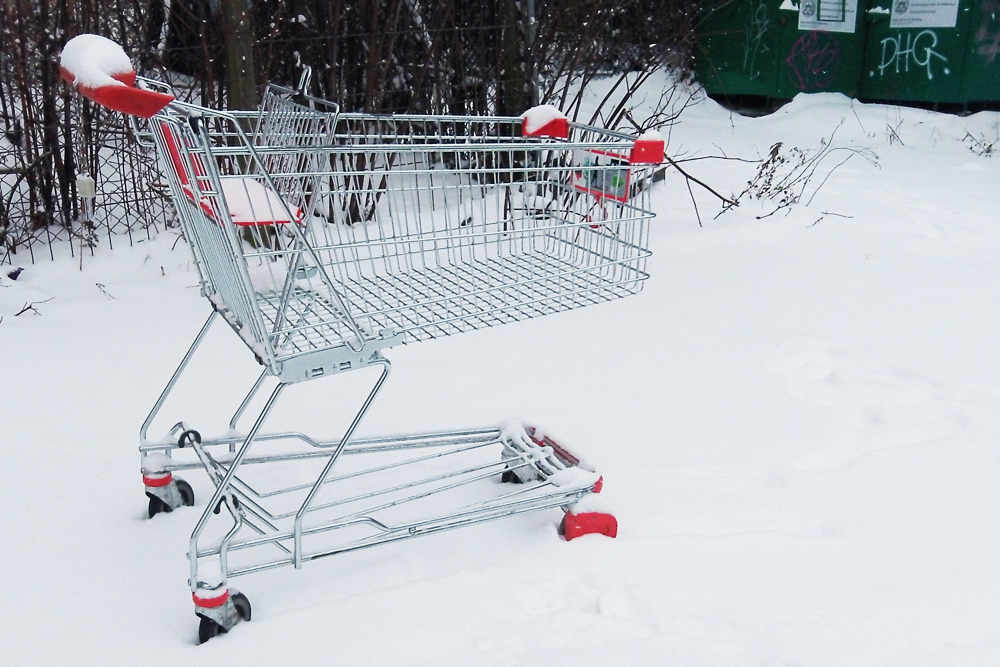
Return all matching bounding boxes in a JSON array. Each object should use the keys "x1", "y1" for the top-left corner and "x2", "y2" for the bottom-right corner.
[
  {"x1": 886, "y1": 120, "x2": 904, "y2": 146},
  {"x1": 963, "y1": 131, "x2": 997, "y2": 157},
  {"x1": 685, "y1": 177, "x2": 701, "y2": 227},
  {"x1": 665, "y1": 154, "x2": 738, "y2": 209},
  {"x1": 15, "y1": 297, "x2": 54, "y2": 316},
  {"x1": 850, "y1": 101, "x2": 867, "y2": 135},
  {"x1": 674, "y1": 154, "x2": 759, "y2": 165},
  {"x1": 96, "y1": 283, "x2": 116, "y2": 299},
  {"x1": 721, "y1": 122, "x2": 878, "y2": 218}
]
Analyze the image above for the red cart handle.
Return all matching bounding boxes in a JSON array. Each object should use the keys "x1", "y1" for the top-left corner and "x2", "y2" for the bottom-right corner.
[{"x1": 60, "y1": 34, "x2": 174, "y2": 118}]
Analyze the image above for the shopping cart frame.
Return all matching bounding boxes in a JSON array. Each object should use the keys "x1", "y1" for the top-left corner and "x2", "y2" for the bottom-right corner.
[{"x1": 64, "y1": 42, "x2": 663, "y2": 643}]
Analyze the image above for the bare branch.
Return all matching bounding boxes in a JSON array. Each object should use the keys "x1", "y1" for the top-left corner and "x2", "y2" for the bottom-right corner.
[
  {"x1": 14, "y1": 297, "x2": 53, "y2": 316},
  {"x1": 665, "y1": 155, "x2": 739, "y2": 208}
]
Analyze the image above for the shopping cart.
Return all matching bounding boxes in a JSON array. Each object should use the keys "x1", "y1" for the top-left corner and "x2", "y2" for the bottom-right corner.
[{"x1": 62, "y1": 34, "x2": 663, "y2": 643}]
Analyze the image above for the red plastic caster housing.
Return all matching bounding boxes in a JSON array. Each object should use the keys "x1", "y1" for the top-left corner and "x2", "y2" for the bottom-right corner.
[{"x1": 562, "y1": 511, "x2": 618, "y2": 540}]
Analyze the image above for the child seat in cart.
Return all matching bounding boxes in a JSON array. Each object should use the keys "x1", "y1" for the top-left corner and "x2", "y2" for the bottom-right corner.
[{"x1": 61, "y1": 34, "x2": 664, "y2": 643}]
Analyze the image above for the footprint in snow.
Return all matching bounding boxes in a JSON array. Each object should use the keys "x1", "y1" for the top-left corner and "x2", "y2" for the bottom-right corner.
[{"x1": 771, "y1": 335, "x2": 963, "y2": 471}]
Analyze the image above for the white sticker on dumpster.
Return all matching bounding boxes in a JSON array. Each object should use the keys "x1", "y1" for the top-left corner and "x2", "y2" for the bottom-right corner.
[
  {"x1": 889, "y1": 0, "x2": 960, "y2": 28},
  {"x1": 798, "y1": 0, "x2": 859, "y2": 33}
]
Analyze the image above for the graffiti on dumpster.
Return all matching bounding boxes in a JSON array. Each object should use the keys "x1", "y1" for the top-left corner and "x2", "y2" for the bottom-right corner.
[
  {"x1": 975, "y1": 0, "x2": 1000, "y2": 63},
  {"x1": 876, "y1": 29, "x2": 950, "y2": 79},
  {"x1": 743, "y1": 0, "x2": 772, "y2": 79},
  {"x1": 786, "y1": 31, "x2": 841, "y2": 91}
]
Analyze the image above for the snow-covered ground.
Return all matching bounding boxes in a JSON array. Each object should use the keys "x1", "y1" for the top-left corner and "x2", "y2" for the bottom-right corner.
[{"x1": 4, "y1": 86, "x2": 1000, "y2": 665}]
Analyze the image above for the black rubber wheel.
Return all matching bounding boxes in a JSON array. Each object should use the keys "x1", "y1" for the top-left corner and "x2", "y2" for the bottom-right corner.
[
  {"x1": 146, "y1": 478, "x2": 194, "y2": 518},
  {"x1": 198, "y1": 616, "x2": 225, "y2": 644},
  {"x1": 197, "y1": 593, "x2": 250, "y2": 644},
  {"x1": 557, "y1": 514, "x2": 567, "y2": 537},
  {"x1": 147, "y1": 494, "x2": 170, "y2": 519},
  {"x1": 232, "y1": 592, "x2": 252, "y2": 621},
  {"x1": 500, "y1": 469, "x2": 523, "y2": 484},
  {"x1": 176, "y1": 479, "x2": 195, "y2": 506}
]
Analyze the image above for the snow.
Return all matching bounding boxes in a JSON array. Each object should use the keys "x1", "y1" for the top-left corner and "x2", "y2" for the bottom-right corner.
[
  {"x1": 520, "y1": 104, "x2": 566, "y2": 134},
  {"x1": 60, "y1": 33, "x2": 134, "y2": 89},
  {"x1": 500, "y1": 418, "x2": 531, "y2": 444},
  {"x1": 547, "y1": 467, "x2": 601, "y2": 490},
  {"x1": 637, "y1": 128, "x2": 664, "y2": 143},
  {"x1": 141, "y1": 452, "x2": 175, "y2": 473},
  {"x1": 567, "y1": 492, "x2": 614, "y2": 516},
  {"x1": 219, "y1": 178, "x2": 301, "y2": 225},
  {"x1": 4, "y1": 77, "x2": 1000, "y2": 664}
]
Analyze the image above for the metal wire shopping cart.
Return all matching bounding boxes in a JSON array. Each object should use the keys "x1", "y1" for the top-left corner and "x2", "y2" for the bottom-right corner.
[{"x1": 62, "y1": 35, "x2": 664, "y2": 643}]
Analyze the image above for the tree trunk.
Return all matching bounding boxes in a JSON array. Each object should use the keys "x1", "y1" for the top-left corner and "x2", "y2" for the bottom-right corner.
[{"x1": 220, "y1": 0, "x2": 258, "y2": 110}]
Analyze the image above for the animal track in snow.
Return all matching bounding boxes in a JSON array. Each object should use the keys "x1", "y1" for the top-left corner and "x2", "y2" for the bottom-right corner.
[{"x1": 772, "y1": 336, "x2": 963, "y2": 471}]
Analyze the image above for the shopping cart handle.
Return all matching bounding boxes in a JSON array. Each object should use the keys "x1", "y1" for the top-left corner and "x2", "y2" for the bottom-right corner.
[
  {"x1": 64, "y1": 72, "x2": 175, "y2": 118},
  {"x1": 522, "y1": 105, "x2": 569, "y2": 139},
  {"x1": 629, "y1": 129, "x2": 666, "y2": 165},
  {"x1": 60, "y1": 34, "x2": 175, "y2": 118}
]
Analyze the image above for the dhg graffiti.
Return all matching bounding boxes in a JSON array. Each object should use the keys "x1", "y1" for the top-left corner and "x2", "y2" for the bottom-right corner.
[{"x1": 878, "y1": 30, "x2": 950, "y2": 80}]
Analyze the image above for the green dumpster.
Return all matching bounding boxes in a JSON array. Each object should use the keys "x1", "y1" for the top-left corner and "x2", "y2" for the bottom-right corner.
[
  {"x1": 695, "y1": 0, "x2": 795, "y2": 99},
  {"x1": 962, "y1": 0, "x2": 1000, "y2": 102},
  {"x1": 860, "y1": 0, "x2": 1000, "y2": 103},
  {"x1": 696, "y1": 0, "x2": 868, "y2": 101},
  {"x1": 696, "y1": 0, "x2": 1000, "y2": 105}
]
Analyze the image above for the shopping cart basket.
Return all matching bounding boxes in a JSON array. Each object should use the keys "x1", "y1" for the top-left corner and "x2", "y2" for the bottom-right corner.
[{"x1": 62, "y1": 34, "x2": 664, "y2": 643}]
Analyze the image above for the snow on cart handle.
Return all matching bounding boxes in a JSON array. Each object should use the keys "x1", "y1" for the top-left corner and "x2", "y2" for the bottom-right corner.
[
  {"x1": 60, "y1": 34, "x2": 174, "y2": 118},
  {"x1": 520, "y1": 104, "x2": 666, "y2": 166}
]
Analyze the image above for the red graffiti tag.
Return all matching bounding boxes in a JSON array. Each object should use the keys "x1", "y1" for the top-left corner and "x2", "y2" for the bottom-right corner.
[{"x1": 786, "y1": 31, "x2": 841, "y2": 91}]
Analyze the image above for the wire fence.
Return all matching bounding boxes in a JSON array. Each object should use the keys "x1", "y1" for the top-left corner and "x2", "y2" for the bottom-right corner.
[
  {"x1": 0, "y1": 0, "x2": 696, "y2": 265},
  {"x1": 0, "y1": 0, "x2": 174, "y2": 264}
]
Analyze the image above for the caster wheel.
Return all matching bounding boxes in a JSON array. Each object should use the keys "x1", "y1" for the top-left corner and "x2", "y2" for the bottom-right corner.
[
  {"x1": 147, "y1": 479, "x2": 195, "y2": 518},
  {"x1": 177, "y1": 479, "x2": 195, "y2": 506},
  {"x1": 198, "y1": 616, "x2": 224, "y2": 644},
  {"x1": 197, "y1": 592, "x2": 251, "y2": 644},
  {"x1": 557, "y1": 514, "x2": 566, "y2": 537},
  {"x1": 500, "y1": 469, "x2": 523, "y2": 484},
  {"x1": 147, "y1": 494, "x2": 169, "y2": 518},
  {"x1": 233, "y1": 592, "x2": 252, "y2": 621}
]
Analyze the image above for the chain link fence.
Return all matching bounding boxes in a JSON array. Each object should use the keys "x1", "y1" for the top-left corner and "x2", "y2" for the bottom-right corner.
[{"x1": 1, "y1": 0, "x2": 696, "y2": 265}]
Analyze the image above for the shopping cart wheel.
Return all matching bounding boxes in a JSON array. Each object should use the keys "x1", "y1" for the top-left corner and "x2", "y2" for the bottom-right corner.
[
  {"x1": 198, "y1": 617, "x2": 221, "y2": 644},
  {"x1": 147, "y1": 496, "x2": 168, "y2": 518},
  {"x1": 198, "y1": 592, "x2": 251, "y2": 644},
  {"x1": 146, "y1": 478, "x2": 195, "y2": 518},
  {"x1": 500, "y1": 469, "x2": 523, "y2": 484},
  {"x1": 177, "y1": 479, "x2": 195, "y2": 505}
]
